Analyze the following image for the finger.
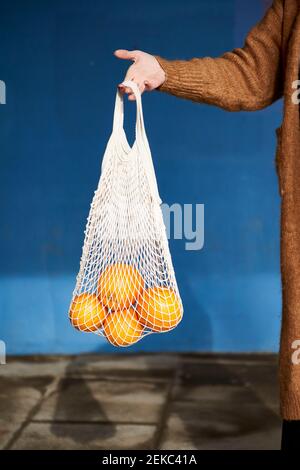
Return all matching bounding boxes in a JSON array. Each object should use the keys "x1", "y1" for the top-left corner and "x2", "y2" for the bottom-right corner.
[
  {"x1": 124, "y1": 82, "x2": 145, "y2": 97},
  {"x1": 131, "y1": 81, "x2": 146, "y2": 95},
  {"x1": 118, "y1": 84, "x2": 133, "y2": 95},
  {"x1": 114, "y1": 49, "x2": 137, "y2": 61},
  {"x1": 118, "y1": 84, "x2": 125, "y2": 93},
  {"x1": 128, "y1": 93, "x2": 136, "y2": 101},
  {"x1": 144, "y1": 80, "x2": 152, "y2": 91},
  {"x1": 124, "y1": 86, "x2": 134, "y2": 95},
  {"x1": 120, "y1": 77, "x2": 144, "y2": 98},
  {"x1": 124, "y1": 78, "x2": 145, "y2": 95},
  {"x1": 120, "y1": 73, "x2": 136, "y2": 93}
]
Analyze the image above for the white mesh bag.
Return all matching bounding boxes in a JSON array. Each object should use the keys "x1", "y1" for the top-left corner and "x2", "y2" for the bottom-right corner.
[{"x1": 69, "y1": 80, "x2": 183, "y2": 347}]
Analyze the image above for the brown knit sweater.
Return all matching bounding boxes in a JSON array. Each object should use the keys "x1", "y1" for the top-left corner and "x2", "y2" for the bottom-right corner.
[{"x1": 155, "y1": 0, "x2": 300, "y2": 420}]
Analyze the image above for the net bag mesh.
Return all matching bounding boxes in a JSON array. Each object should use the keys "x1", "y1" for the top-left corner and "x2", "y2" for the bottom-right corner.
[{"x1": 69, "y1": 81, "x2": 183, "y2": 347}]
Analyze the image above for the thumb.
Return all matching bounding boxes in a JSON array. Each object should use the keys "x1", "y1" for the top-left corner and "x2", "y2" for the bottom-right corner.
[{"x1": 114, "y1": 49, "x2": 137, "y2": 61}]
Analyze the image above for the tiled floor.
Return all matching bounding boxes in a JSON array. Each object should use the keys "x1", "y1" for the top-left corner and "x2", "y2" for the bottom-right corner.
[{"x1": 0, "y1": 353, "x2": 281, "y2": 450}]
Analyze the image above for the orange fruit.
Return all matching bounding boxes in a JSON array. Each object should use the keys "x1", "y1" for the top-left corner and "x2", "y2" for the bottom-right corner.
[
  {"x1": 98, "y1": 263, "x2": 144, "y2": 311},
  {"x1": 136, "y1": 287, "x2": 183, "y2": 332},
  {"x1": 69, "y1": 293, "x2": 107, "y2": 332},
  {"x1": 103, "y1": 308, "x2": 144, "y2": 346}
]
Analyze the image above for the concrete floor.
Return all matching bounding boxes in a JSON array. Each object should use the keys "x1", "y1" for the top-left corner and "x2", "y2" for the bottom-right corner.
[{"x1": 0, "y1": 353, "x2": 281, "y2": 450}]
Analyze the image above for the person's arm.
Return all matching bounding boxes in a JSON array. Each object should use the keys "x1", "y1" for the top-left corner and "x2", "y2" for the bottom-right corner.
[{"x1": 154, "y1": 0, "x2": 283, "y2": 111}]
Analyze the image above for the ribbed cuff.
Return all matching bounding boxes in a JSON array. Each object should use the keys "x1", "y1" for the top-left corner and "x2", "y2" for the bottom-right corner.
[
  {"x1": 153, "y1": 55, "x2": 210, "y2": 104},
  {"x1": 154, "y1": 55, "x2": 183, "y2": 93}
]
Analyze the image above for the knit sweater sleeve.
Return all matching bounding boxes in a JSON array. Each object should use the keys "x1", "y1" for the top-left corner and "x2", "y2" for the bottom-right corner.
[{"x1": 154, "y1": 0, "x2": 283, "y2": 111}]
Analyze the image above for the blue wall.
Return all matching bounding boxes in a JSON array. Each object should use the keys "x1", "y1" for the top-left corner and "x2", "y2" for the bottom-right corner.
[{"x1": 0, "y1": 0, "x2": 282, "y2": 354}]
